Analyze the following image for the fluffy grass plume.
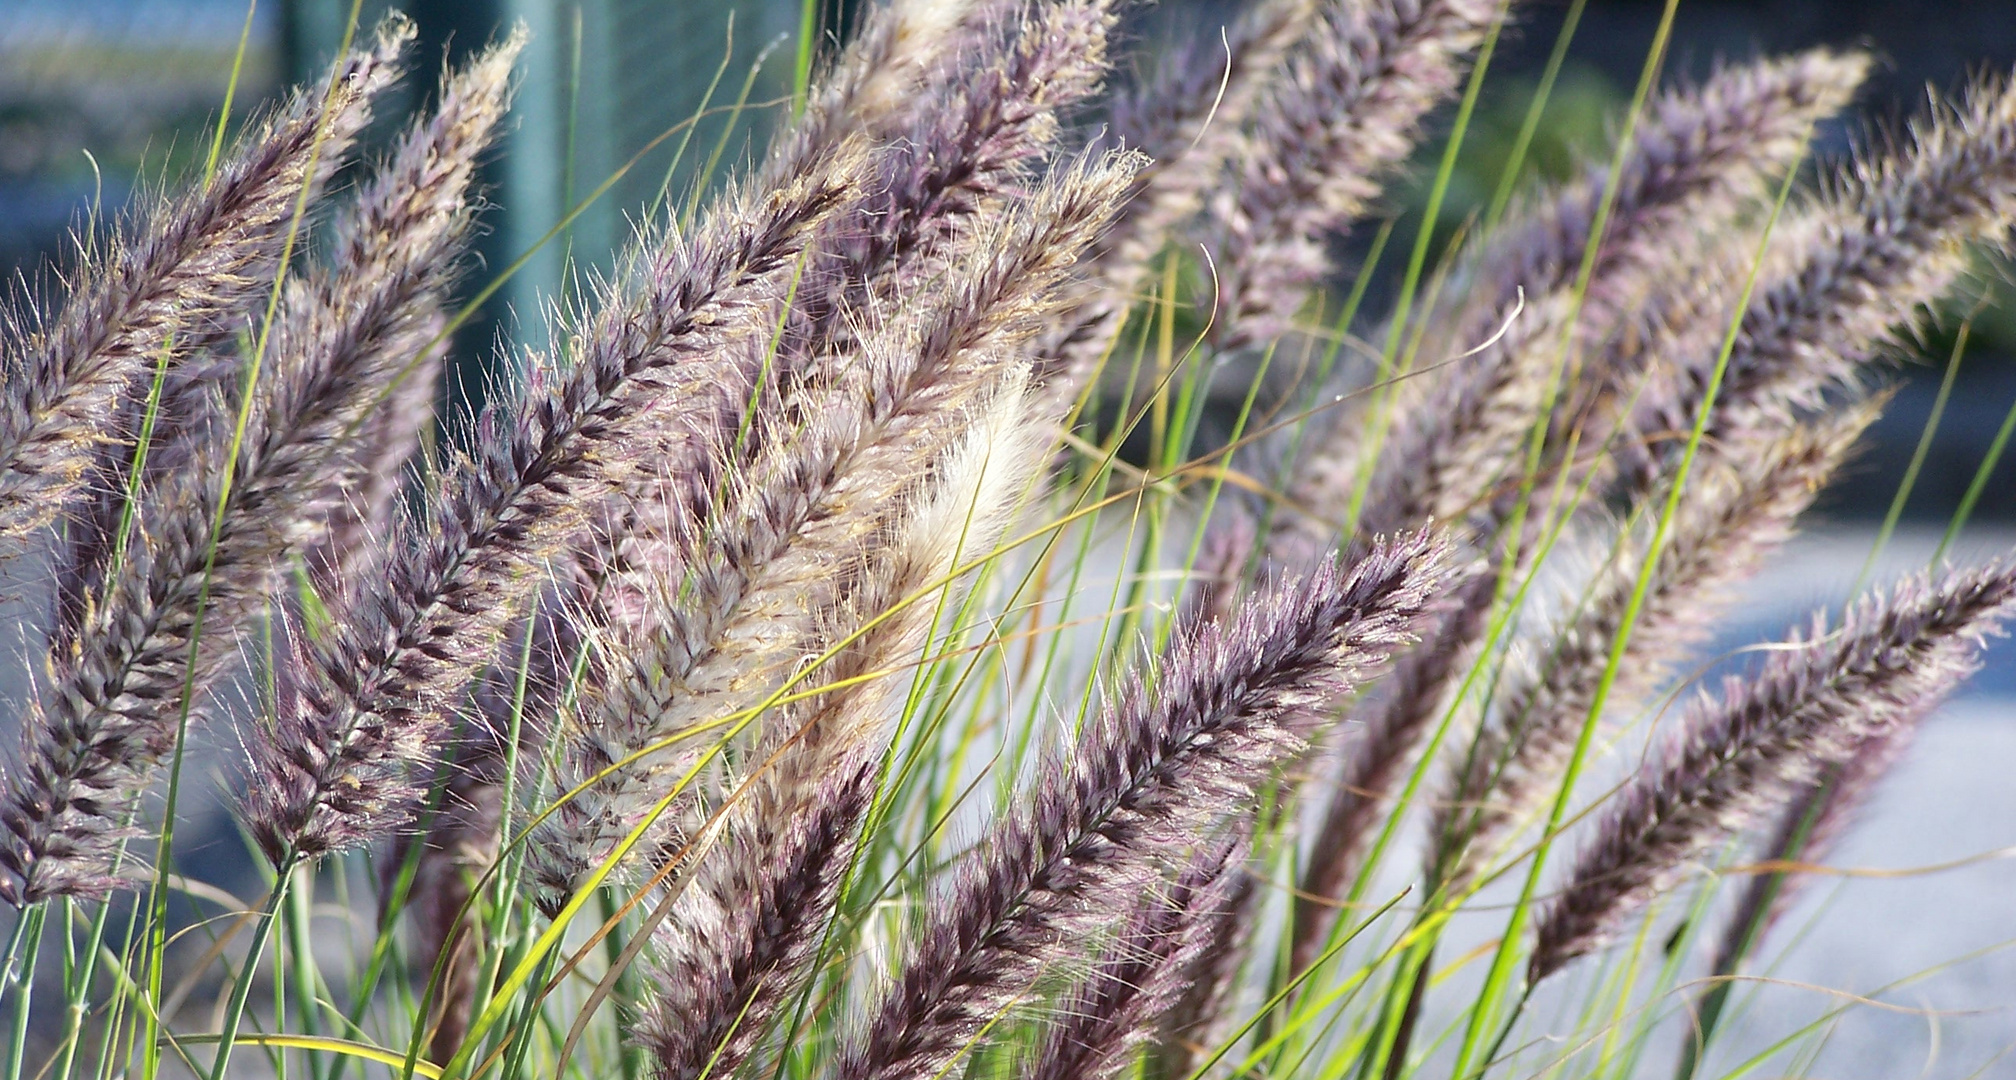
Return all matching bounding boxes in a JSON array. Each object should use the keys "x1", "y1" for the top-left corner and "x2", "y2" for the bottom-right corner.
[{"x1": 4, "y1": 6, "x2": 2016, "y2": 1080}]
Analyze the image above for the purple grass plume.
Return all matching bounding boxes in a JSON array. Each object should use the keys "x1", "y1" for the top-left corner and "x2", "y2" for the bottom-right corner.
[
  {"x1": 632, "y1": 374, "x2": 1054, "y2": 1080},
  {"x1": 783, "y1": 0, "x2": 1116, "y2": 374},
  {"x1": 1028, "y1": 838, "x2": 1246, "y2": 1080},
  {"x1": 237, "y1": 138, "x2": 864, "y2": 866},
  {"x1": 1436, "y1": 403, "x2": 1875, "y2": 897},
  {"x1": 831, "y1": 531, "x2": 1448, "y2": 1080},
  {"x1": 1279, "y1": 49, "x2": 1866, "y2": 557},
  {"x1": 293, "y1": 28, "x2": 528, "y2": 598},
  {"x1": 1035, "y1": 0, "x2": 1321, "y2": 405},
  {"x1": 633, "y1": 370, "x2": 1053, "y2": 1039},
  {"x1": 1460, "y1": 49, "x2": 1868, "y2": 347},
  {"x1": 1210, "y1": 0, "x2": 1500, "y2": 353},
  {"x1": 0, "y1": 24, "x2": 408, "y2": 543},
  {"x1": 10, "y1": 6, "x2": 2016, "y2": 1077},
  {"x1": 523, "y1": 154, "x2": 1136, "y2": 911},
  {"x1": 0, "y1": 27, "x2": 418, "y2": 906},
  {"x1": 1630, "y1": 69, "x2": 2016, "y2": 479},
  {"x1": 638, "y1": 762, "x2": 875, "y2": 1080},
  {"x1": 1530, "y1": 559, "x2": 2016, "y2": 982}
]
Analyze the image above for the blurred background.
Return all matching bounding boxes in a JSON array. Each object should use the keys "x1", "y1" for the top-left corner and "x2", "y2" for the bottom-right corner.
[{"x1": 4, "y1": 2, "x2": 2016, "y2": 1074}]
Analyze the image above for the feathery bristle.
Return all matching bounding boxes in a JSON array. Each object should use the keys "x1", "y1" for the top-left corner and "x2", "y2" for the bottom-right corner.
[
  {"x1": 1633, "y1": 71, "x2": 2016, "y2": 472},
  {"x1": 0, "y1": 24, "x2": 407, "y2": 542},
  {"x1": 833, "y1": 533, "x2": 1447, "y2": 1080},
  {"x1": 47, "y1": 23, "x2": 485, "y2": 652},
  {"x1": 545, "y1": 0, "x2": 1118, "y2": 755},
  {"x1": 1280, "y1": 49, "x2": 1867, "y2": 553},
  {"x1": 639, "y1": 763, "x2": 874, "y2": 1080},
  {"x1": 1344, "y1": 289, "x2": 1582, "y2": 541},
  {"x1": 1529, "y1": 559, "x2": 2016, "y2": 982},
  {"x1": 575, "y1": 0, "x2": 1115, "y2": 640},
  {"x1": 525, "y1": 156, "x2": 1138, "y2": 907},
  {"x1": 1029, "y1": 839, "x2": 1245, "y2": 1080},
  {"x1": 1210, "y1": 0, "x2": 1500, "y2": 353},
  {"x1": 1463, "y1": 49, "x2": 1868, "y2": 342},
  {"x1": 235, "y1": 141, "x2": 864, "y2": 866},
  {"x1": 761, "y1": 0, "x2": 1005, "y2": 189}
]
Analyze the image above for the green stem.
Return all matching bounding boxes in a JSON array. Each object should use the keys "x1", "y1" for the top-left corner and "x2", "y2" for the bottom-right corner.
[
  {"x1": 1344, "y1": 6, "x2": 1509, "y2": 533},
  {"x1": 1483, "y1": 0, "x2": 1588, "y2": 231},
  {"x1": 285, "y1": 864, "x2": 323, "y2": 1080},
  {"x1": 205, "y1": 860, "x2": 297, "y2": 1080},
  {"x1": 1856, "y1": 312, "x2": 1975, "y2": 593},
  {"x1": 792, "y1": 0, "x2": 819, "y2": 115},
  {"x1": 1476, "y1": 984, "x2": 1535, "y2": 1078},
  {"x1": 3, "y1": 904, "x2": 48, "y2": 1080},
  {"x1": 494, "y1": 947, "x2": 561, "y2": 1080},
  {"x1": 1933, "y1": 372, "x2": 2016, "y2": 566},
  {"x1": 596, "y1": 890, "x2": 641, "y2": 1080}
]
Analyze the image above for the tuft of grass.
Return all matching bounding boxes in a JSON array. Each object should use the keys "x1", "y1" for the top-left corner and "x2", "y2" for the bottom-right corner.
[{"x1": 4, "y1": 4, "x2": 2016, "y2": 1080}]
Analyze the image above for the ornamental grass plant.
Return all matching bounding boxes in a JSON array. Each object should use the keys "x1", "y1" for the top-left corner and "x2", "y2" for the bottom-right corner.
[{"x1": 2, "y1": 2, "x2": 2015, "y2": 1080}]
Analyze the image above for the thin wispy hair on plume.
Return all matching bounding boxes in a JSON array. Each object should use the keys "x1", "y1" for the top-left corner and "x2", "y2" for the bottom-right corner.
[
  {"x1": 0, "y1": 25, "x2": 406, "y2": 543},
  {"x1": 45, "y1": 26, "x2": 439, "y2": 648},
  {"x1": 1028, "y1": 838, "x2": 1245, "y2": 1080},
  {"x1": 761, "y1": 0, "x2": 1006, "y2": 188},
  {"x1": 1457, "y1": 49, "x2": 1867, "y2": 348},
  {"x1": 539, "y1": 365, "x2": 1044, "y2": 914},
  {"x1": 523, "y1": 155, "x2": 1137, "y2": 908},
  {"x1": 1436, "y1": 402, "x2": 1875, "y2": 894},
  {"x1": 555, "y1": 0, "x2": 1117, "y2": 697},
  {"x1": 832, "y1": 532, "x2": 1447, "y2": 1080},
  {"x1": 237, "y1": 138, "x2": 863, "y2": 865},
  {"x1": 1632, "y1": 72, "x2": 2016, "y2": 472},
  {"x1": 1209, "y1": 0, "x2": 1500, "y2": 353},
  {"x1": 1530, "y1": 559, "x2": 2016, "y2": 981},
  {"x1": 784, "y1": 0, "x2": 1116, "y2": 372},
  {"x1": 738, "y1": 369, "x2": 1051, "y2": 809},
  {"x1": 281, "y1": 39, "x2": 528, "y2": 961},
  {"x1": 1278, "y1": 49, "x2": 1865, "y2": 556},
  {"x1": 1256, "y1": 59, "x2": 1880, "y2": 957}
]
